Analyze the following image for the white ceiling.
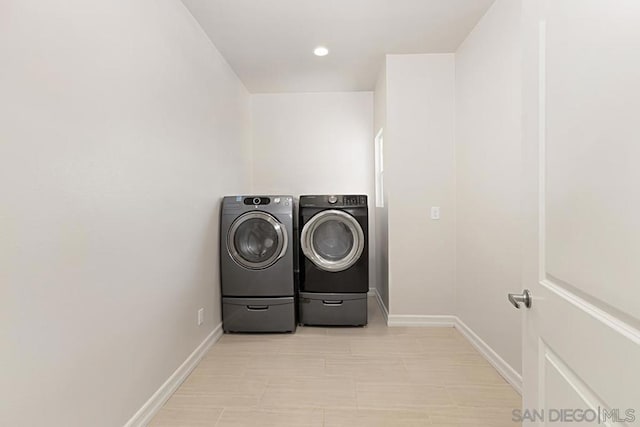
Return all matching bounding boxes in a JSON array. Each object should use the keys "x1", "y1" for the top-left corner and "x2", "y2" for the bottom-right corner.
[{"x1": 181, "y1": 0, "x2": 495, "y2": 93}]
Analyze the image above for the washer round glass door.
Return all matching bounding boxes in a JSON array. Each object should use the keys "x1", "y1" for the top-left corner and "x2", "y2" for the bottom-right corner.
[
  {"x1": 227, "y1": 211, "x2": 288, "y2": 270},
  {"x1": 300, "y1": 210, "x2": 365, "y2": 272}
]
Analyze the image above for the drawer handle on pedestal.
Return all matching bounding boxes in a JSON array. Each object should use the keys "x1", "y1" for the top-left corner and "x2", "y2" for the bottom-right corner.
[{"x1": 323, "y1": 300, "x2": 344, "y2": 306}]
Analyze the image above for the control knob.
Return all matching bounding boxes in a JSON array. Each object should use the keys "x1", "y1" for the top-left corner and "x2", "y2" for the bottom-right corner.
[{"x1": 328, "y1": 195, "x2": 338, "y2": 204}]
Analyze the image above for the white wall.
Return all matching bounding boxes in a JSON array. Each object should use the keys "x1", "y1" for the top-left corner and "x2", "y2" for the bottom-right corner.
[
  {"x1": 373, "y1": 64, "x2": 389, "y2": 310},
  {"x1": 385, "y1": 54, "x2": 456, "y2": 315},
  {"x1": 455, "y1": 0, "x2": 522, "y2": 373},
  {"x1": 0, "y1": 1, "x2": 251, "y2": 426},
  {"x1": 251, "y1": 92, "x2": 375, "y2": 288}
]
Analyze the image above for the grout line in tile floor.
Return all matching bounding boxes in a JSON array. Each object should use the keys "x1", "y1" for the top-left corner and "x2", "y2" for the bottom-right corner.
[{"x1": 213, "y1": 408, "x2": 224, "y2": 427}]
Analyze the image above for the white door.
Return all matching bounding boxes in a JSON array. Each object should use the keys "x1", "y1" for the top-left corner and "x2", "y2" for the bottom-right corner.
[{"x1": 520, "y1": 0, "x2": 640, "y2": 425}]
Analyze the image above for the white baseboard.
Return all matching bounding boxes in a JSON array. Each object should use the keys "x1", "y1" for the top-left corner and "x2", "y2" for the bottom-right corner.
[
  {"x1": 454, "y1": 318, "x2": 522, "y2": 394},
  {"x1": 387, "y1": 314, "x2": 456, "y2": 327},
  {"x1": 383, "y1": 310, "x2": 522, "y2": 393},
  {"x1": 124, "y1": 323, "x2": 224, "y2": 427},
  {"x1": 367, "y1": 288, "x2": 376, "y2": 297}
]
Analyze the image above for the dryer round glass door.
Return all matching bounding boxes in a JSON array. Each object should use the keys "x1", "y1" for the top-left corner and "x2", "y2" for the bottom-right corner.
[
  {"x1": 300, "y1": 209, "x2": 365, "y2": 272},
  {"x1": 227, "y1": 211, "x2": 288, "y2": 270}
]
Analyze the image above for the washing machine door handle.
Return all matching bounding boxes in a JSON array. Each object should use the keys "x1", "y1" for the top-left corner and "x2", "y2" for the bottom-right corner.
[{"x1": 300, "y1": 209, "x2": 365, "y2": 273}]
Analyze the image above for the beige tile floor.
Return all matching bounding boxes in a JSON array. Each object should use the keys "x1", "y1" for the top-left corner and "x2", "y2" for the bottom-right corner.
[{"x1": 150, "y1": 297, "x2": 521, "y2": 426}]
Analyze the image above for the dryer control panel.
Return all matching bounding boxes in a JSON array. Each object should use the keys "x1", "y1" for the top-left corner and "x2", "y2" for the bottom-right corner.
[
  {"x1": 300, "y1": 195, "x2": 367, "y2": 208},
  {"x1": 343, "y1": 195, "x2": 367, "y2": 206}
]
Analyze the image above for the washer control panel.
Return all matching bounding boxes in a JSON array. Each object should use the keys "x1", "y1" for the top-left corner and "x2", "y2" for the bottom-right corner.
[{"x1": 244, "y1": 197, "x2": 270, "y2": 205}]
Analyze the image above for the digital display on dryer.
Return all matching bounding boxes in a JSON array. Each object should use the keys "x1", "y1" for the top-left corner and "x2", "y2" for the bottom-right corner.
[{"x1": 344, "y1": 195, "x2": 366, "y2": 206}]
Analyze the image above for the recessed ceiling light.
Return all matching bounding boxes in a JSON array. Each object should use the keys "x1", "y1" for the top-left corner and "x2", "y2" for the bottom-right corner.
[{"x1": 314, "y1": 46, "x2": 329, "y2": 57}]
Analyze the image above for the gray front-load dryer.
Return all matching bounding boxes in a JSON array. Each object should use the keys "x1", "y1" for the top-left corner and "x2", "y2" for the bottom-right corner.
[{"x1": 220, "y1": 195, "x2": 295, "y2": 333}]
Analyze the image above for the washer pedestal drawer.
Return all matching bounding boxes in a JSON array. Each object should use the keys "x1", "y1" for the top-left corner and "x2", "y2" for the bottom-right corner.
[
  {"x1": 223, "y1": 297, "x2": 295, "y2": 333},
  {"x1": 299, "y1": 292, "x2": 367, "y2": 326}
]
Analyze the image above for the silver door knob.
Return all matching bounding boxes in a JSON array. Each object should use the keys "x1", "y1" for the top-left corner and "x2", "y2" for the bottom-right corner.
[{"x1": 508, "y1": 289, "x2": 532, "y2": 309}]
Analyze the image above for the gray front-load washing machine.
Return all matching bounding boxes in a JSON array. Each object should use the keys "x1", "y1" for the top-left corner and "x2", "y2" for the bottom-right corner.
[{"x1": 220, "y1": 195, "x2": 296, "y2": 332}]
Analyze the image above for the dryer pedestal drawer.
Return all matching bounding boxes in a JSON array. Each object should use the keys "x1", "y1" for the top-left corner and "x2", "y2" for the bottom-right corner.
[
  {"x1": 299, "y1": 292, "x2": 367, "y2": 326},
  {"x1": 223, "y1": 297, "x2": 295, "y2": 333}
]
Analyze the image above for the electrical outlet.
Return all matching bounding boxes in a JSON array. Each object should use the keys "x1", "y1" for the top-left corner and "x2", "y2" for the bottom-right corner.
[
  {"x1": 430, "y1": 206, "x2": 441, "y2": 220},
  {"x1": 197, "y1": 308, "x2": 204, "y2": 326}
]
